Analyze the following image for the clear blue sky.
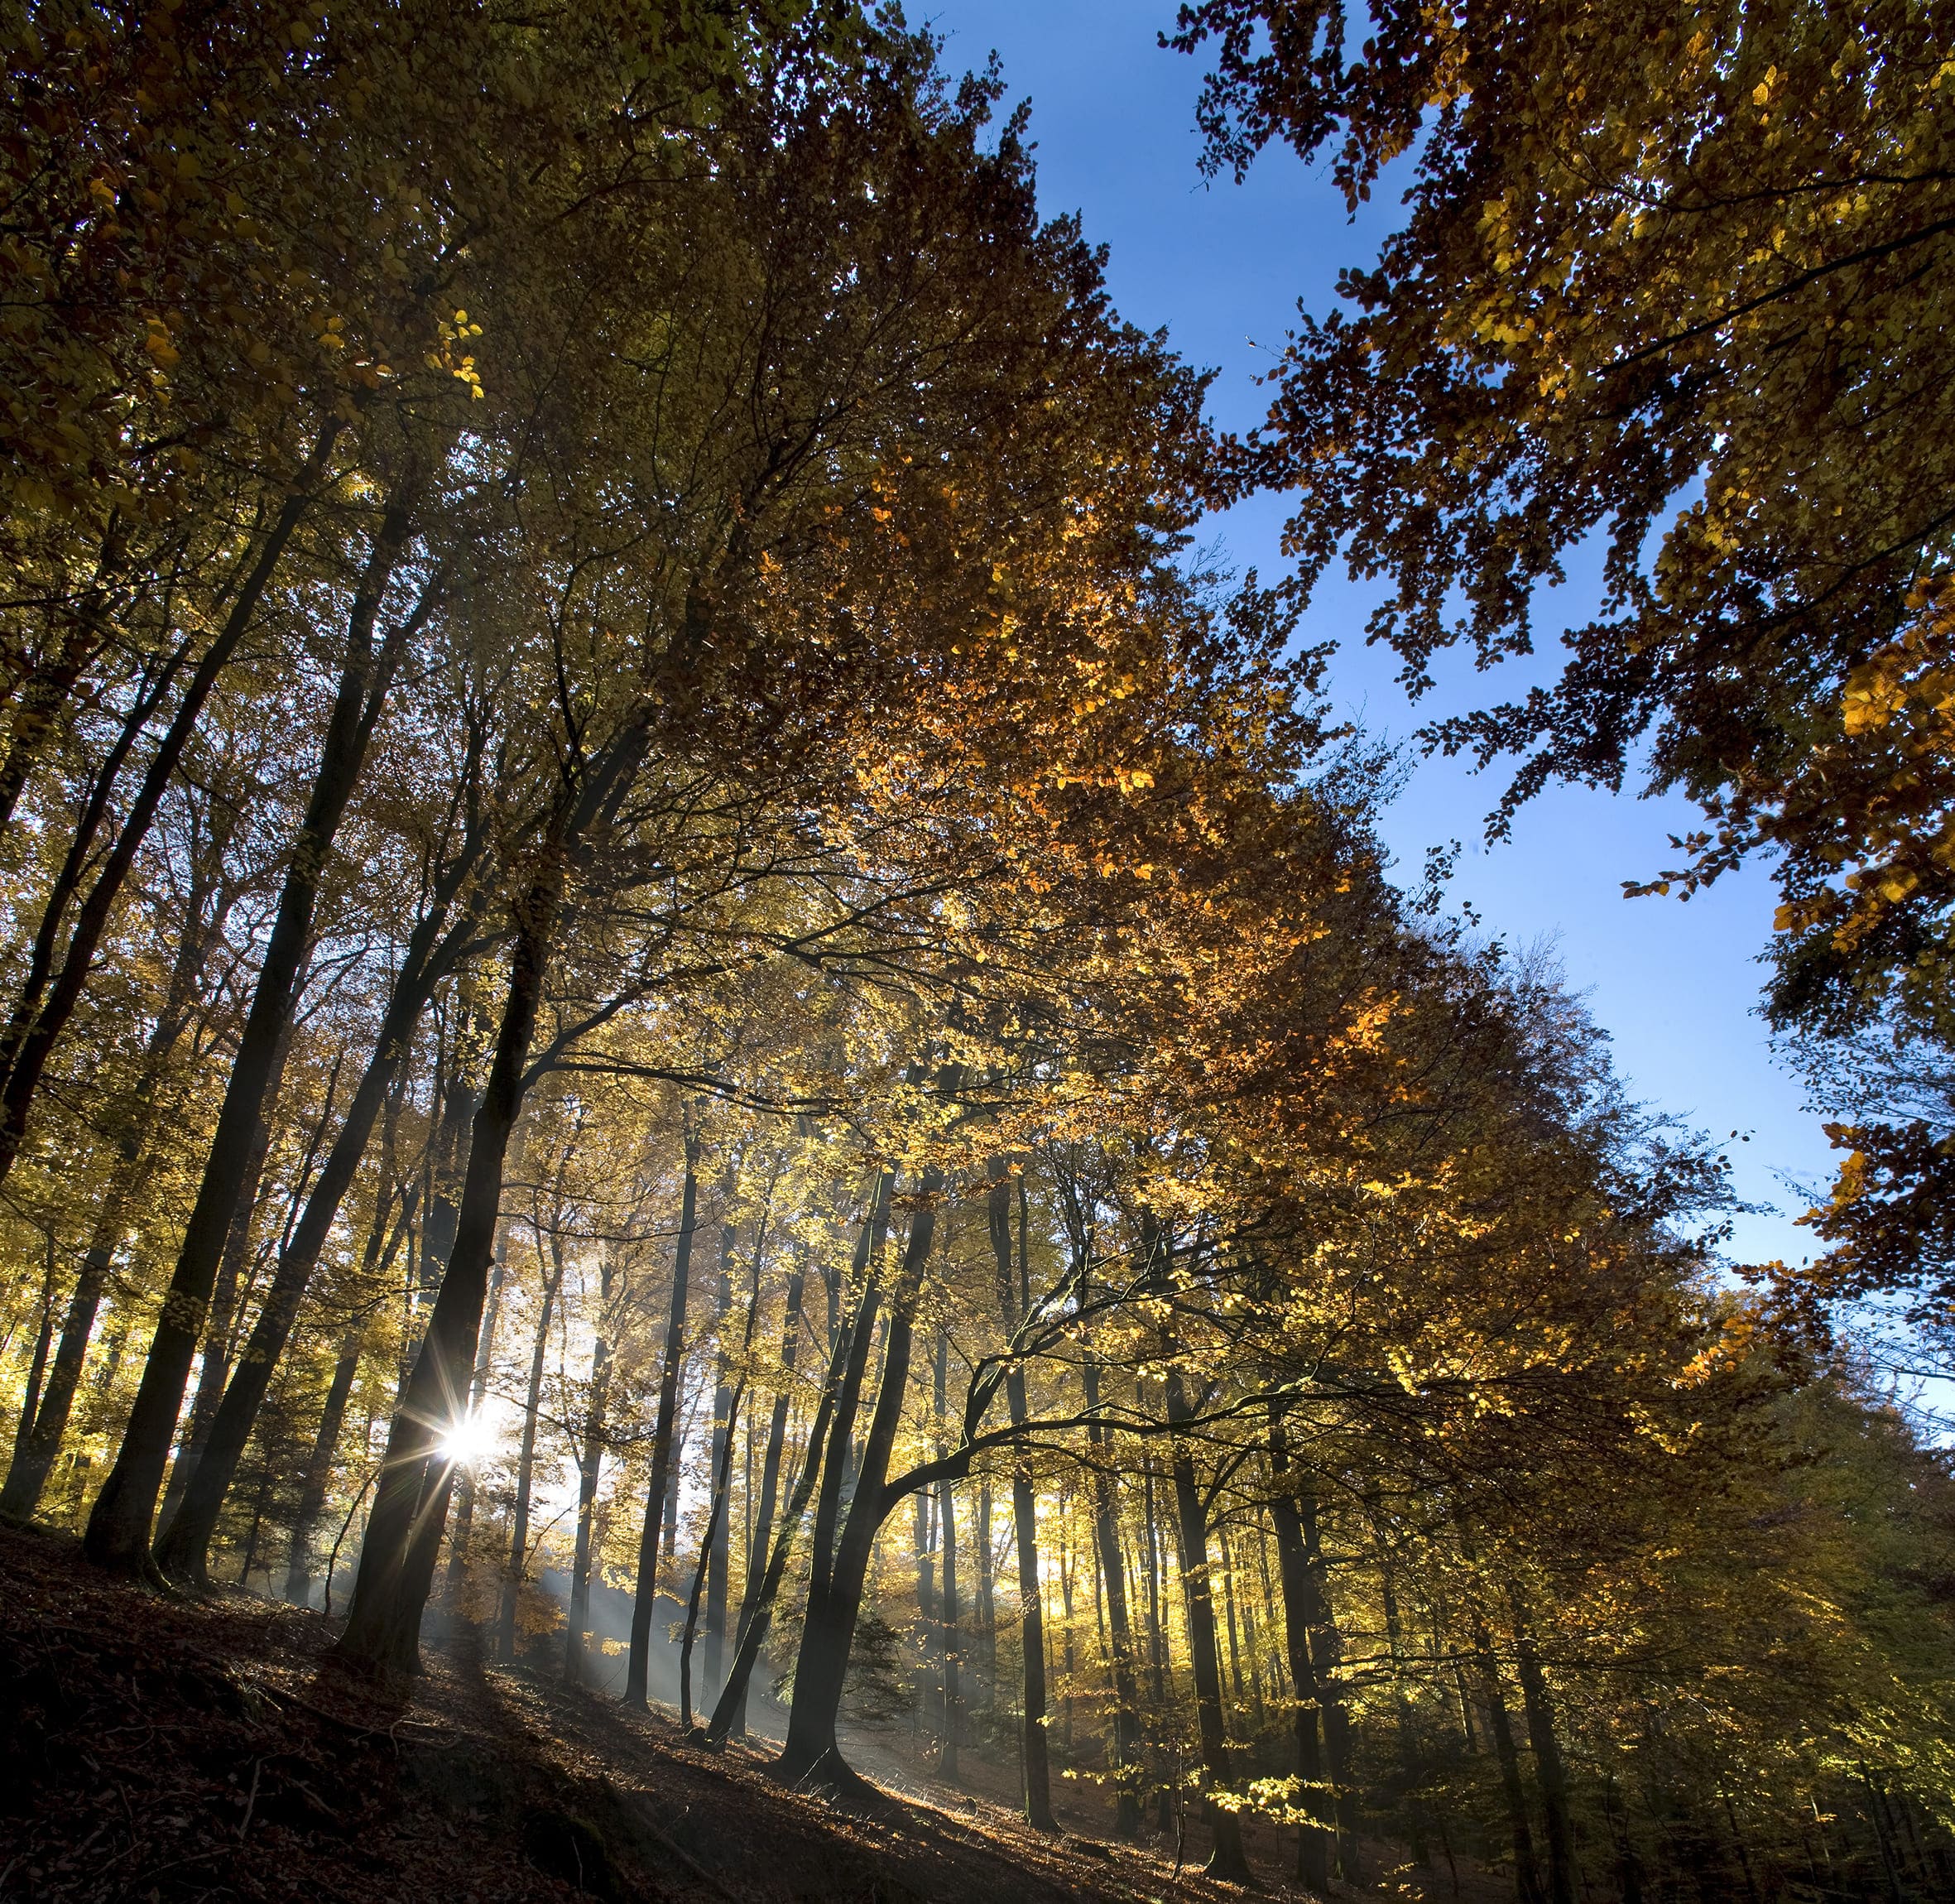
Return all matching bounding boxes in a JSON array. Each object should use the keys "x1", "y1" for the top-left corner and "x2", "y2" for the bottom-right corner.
[{"x1": 932, "y1": 0, "x2": 1833, "y2": 1266}]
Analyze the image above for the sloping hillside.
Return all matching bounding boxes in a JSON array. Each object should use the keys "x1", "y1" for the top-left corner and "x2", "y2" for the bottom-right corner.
[{"x1": 0, "y1": 1522, "x2": 1324, "y2": 1903}]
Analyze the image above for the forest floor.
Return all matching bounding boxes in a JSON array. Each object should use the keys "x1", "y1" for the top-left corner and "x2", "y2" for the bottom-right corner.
[{"x1": 0, "y1": 1521, "x2": 1466, "y2": 1903}]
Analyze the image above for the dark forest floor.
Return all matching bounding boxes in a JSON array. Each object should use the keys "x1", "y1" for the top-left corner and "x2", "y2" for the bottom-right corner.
[{"x1": 0, "y1": 1522, "x2": 1457, "y2": 1903}]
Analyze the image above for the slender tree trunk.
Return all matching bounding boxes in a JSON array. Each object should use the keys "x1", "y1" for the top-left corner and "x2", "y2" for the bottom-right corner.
[
  {"x1": 1221, "y1": 1533, "x2": 1250, "y2": 1714},
  {"x1": 285, "y1": 1076, "x2": 411, "y2": 1599},
  {"x1": 706, "y1": 1287, "x2": 849, "y2": 1746},
  {"x1": 332, "y1": 849, "x2": 565, "y2": 1677},
  {"x1": 497, "y1": 1233, "x2": 564, "y2": 1662},
  {"x1": 802, "y1": 1176, "x2": 894, "y2": 1618},
  {"x1": 159, "y1": 1035, "x2": 291, "y2": 1535},
  {"x1": 624, "y1": 1130, "x2": 700, "y2": 1707},
  {"x1": 661, "y1": 1409, "x2": 683, "y2": 1571},
  {"x1": 564, "y1": 1245, "x2": 617, "y2": 1680},
  {"x1": 1269, "y1": 1417, "x2": 1333, "y2": 1892},
  {"x1": 1059, "y1": 1507, "x2": 1077, "y2": 1752},
  {"x1": 1381, "y1": 1565, "x2": 1431, "y2": 1866},
  {"x1": 777, "y1": 1142, "x2": 947, "y2": 1790},
  {"x1": 2, "y1": 874, "x2": 227, "y2": 1522},
  {"x1": 1295, "y1": 1489, "x2": 1363, "y2": 1882},
  {"x1": 987, "y1": 1163, "x2": 1056, "y2": 1829},
  {"x1": 704, "y1": 1202, "x2": 738, "y2": 1706},
  {"x1": 936, "y1": 1323, "x2": 960, "y2": 1777},
  {"x1": 1083, "y1": 1358, "x2": 1142, "y2": 1838},
  {"x1": 0, "y1": 423, "x2": 344, "y2": 1195},
  {"x1": 728, "y1": 1245, "x2": 808, "y2": 1736},
  {"x1": 6, "y1": 1238, "x2": 57, "y2": 1484},
  {"x1": 283, "y1": 1327, "x2": 363, "y2": 1603},
  {"x1": 1473, "y1": 1609, "x2": 1546, "y2": 1904},
  {"x1": 1008, "y1": 1459, "x2": 1054, "y2": 1823},
  {"x1": 5, "y1": 1214, "x2": 116, "y2": 1522},
  {"x1": 1511, "y1": 1589, "x2": 1575, "y2": 1904},
  {"x1": 166, "y1": 1008, "x2": 342, "y2": 1555},
  {"x1": 1141, "y1": 1459, "x2": 1165, "y2": 1707},
  {"x1": 974, "y1": 1478, "x2": 996, "y2": 1712},
  {"x1": 915, "y1": 1475, "x2": 937, "y2": 1731},
  {"x1": 939, "y1": 1469, "x2": 960, "y2": 1774},
  {"x1": 85, "y1": 500, "x2": 419, "y2": 1572},
  {"x1": 1165, "y1": 1365, "x2": 1252, "y2": 1884},
  {"x1": 420, "y1": 993, "x2": 484, "y2": 1284},
  {"x1": 235, "y1": 1425, "x2": 277, "y2": 1588},
  {"x1": 680, "y1": 1375, "x2": 744, "y2": 1731},
  {"x1": 447, "y1": 1120, "x2": 516, "y2": 1594}
]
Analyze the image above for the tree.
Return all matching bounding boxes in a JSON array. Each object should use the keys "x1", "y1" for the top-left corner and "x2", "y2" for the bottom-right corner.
[{"x1": 1170, "y1": 0, "x2": 1955, "y2": 1033}]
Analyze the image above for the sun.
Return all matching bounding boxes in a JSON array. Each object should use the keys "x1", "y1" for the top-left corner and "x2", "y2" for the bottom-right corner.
[{"x1": 437, "y1": 1411, "x2": 500, "y2": 1470}]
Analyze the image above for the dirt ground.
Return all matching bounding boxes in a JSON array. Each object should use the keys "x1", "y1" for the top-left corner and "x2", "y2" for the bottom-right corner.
[{"x1": 0, "y1": 1522, "x2": 1462, "y2": 1902}]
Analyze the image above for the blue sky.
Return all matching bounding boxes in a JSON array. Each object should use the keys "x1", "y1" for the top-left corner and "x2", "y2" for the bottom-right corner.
[{"x1": 931, "y1": 0, "x2": 1836, "y2": 1265}]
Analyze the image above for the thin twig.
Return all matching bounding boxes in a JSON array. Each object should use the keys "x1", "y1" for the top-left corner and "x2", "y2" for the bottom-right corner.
[{"x1": 238, "y1": 1756, "x2": 262, "y2": 1840}]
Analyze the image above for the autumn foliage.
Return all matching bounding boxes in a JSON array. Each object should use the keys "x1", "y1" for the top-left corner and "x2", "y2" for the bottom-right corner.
[{"x1": 0, "y1": 6, "x2": 1950, "y2": 1902}]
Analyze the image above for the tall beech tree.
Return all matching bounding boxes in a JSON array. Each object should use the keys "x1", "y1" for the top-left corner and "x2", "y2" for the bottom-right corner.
[{"x1": 85, "y1": 483, "x2": 431, "y2": 1571}]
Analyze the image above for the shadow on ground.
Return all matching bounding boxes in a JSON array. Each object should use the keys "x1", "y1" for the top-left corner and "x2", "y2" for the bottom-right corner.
[{"x1": 0, "y1": 1521, "x2": 1323, "y2": 1902}]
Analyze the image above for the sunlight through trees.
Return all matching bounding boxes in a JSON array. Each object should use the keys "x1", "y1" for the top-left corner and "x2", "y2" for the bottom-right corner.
[{"x1": 1, "y1": 4, "x2": 1951, "y2": 1899}]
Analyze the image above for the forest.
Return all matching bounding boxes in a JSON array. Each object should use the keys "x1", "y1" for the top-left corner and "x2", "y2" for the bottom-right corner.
[{"x1": 1, "y1": 2, "x2": 1952, "y2": 1901}]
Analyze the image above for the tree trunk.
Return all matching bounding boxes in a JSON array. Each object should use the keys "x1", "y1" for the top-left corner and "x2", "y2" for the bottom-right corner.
[
  {"x1": 761, "y1": 1198, "x2": 888, "y2": 1758},
  {"x1": 1268, "y1": 1417, "x2": 1333, "y2": 1892},
  {"x1": 728, "y1": 1245, "x2": 809, "y2": 1736},
  {"x1": 1007, "y1": 1462, "x2": 1055, "y2": 1825},
  {"x1": 1141, "y1": 1459, "x2": 1165, "y2": 1708},
  {"x1": 1221, "y1": 1530, "x2": 1246, "y2": 1708},
  {"x1": 166, "y1": 982, "x2": 439, "y2": 1581},
  {"x1": 447, "y1": 1119, "x2": 516, "y2": 1594},
  {"x1": 936, "y1": 1321, "x2": 960, "y2": 1777},
  {"x1": 0, "y1": 421, "x2": 343, "y2": 1195},
  {"x1": 564, "y1": 1247, "x2": 617, "y2": 1680},
  {"x1": 420, "y1": 997, "x2": 484, "y2": 1286},
  {"x1": 987, "y1": 1163, "x2": 1056, "y2": 1830},
  {"x1": 802, "y1": 1176, "x2": 894, "y2": 1618},
  {"x1": 2, "y1": 866, "x2": 228, "y2": 1522},
  {"x1": 6, "y1": 1238, "x2": 57, "y2": 1489},
  {"x1": 624, "y1": 1130, "x2": 700, "y2": 1707},
  {"x1": 703, "y1": 1203, "x2": 738, "y2": 1707},
  {"x1": 1473, "y1": 1610, "x2": 1546, "y2": 1904},
  {"x1": 706, "y1": 1283, "x2": 848, "y2": 1746},
  {"x1": 1382, "y1": 1565, "x2": 1432, "y2": 1866},
  {"x1": 680, "y1": 1374, "x2": 744, "y2": 1731},
  {"x1": 777, "y1": 1146, "x2": 945, "y2": 1791},
  {"x1": 332, "y1": 852, "x2": 563, "y2": 1678},
  {"x1": 1511, "y1": 1589, "x2": 1575, "y2": 1904},
  {"x1": 1083, "y1": 1359, "x2": 1142, "y2": 1839},
  {"x1": 1165, "y1": 1365, "x2": 1252, "y2": 1885},
  {"x1": 1059, "y1": 1507, "x2": 1077, "y2": 1752},
  {"x1": 283, "y1": 1327, "x2": 363, "y2": 1603},
  {"x1": 661, "y1": 1411, "x2": 682, "y2": 1572},
  {"x1": 85, "y1": 499, "x2": 418, "y2": 1572},
  {"x1": 1296, "y1": 1488, "x2": 1363, "y2": 1884},
  {"x1": 915, "y1": 1476, "x2": 937, "y2": 1729},
  {"x1": 974, "y1": 1478, "x2": 996, "y2": 1712},
  {"x1": 497, "y1": 1229, "x2": 564, "y2": 1663},
  {"x1": 939, "y1": 1470, "x2": 961, "y2": 1774},
  {"x1": 159, "y1": 1038, "x2": 291, "y2": 1536}
]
